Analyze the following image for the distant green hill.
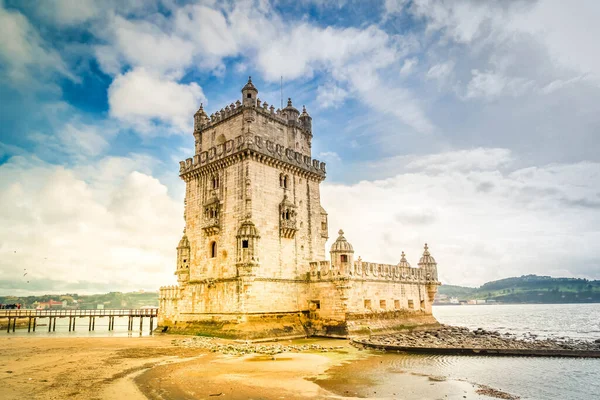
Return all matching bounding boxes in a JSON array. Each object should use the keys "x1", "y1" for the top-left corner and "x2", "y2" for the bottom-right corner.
[
  {"x1": 0, "y1": 291, "x2": 159, "y2": 309},
  {"x1": 439, "y1": 275, "x2": 600, "y2": 303}
]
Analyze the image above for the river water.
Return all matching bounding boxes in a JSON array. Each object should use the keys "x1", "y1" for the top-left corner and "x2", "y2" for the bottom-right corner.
[{"x1": 364, "y1": 304, "x2": 600, "y2": 400}]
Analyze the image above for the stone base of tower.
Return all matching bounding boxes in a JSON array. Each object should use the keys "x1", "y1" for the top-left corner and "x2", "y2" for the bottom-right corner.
[
  {"x1": 304, "y1": 310, "x2": 439, "y2": 338},
  {"x1": 158, "y1": 312, "x2": 310, "y2": 340}
]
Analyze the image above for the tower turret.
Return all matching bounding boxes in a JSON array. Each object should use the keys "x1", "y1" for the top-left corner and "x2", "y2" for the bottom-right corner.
[
  {"x1": 330, "y1": 229, "x2": 354, "y2": 275},
  {"x1": 194, "y1": 103, "x2": 208, "y2": 131},
  {"x1": 241, "y1": 76, "x2": 258, "y2": 107},
  {"x1": 283, "y1": 98, "x2": 300, "y2": 124},
  {"x1": 397, "y1": 251, "x2": 411, "y2": 268},
  {"x1": 299, "y1": 105, "x2": 312, "y2": 133},
  {"x1": 418, "y1": 243, "x2": 438, "y2": 281},
  {"x1": 175, "y1": 229, "x2": 190, "y2": 284}
]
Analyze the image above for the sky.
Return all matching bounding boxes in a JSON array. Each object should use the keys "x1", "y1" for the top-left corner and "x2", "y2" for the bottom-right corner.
[{"x1": 1, "y1": 0, "x2": 599, "y2": 295}]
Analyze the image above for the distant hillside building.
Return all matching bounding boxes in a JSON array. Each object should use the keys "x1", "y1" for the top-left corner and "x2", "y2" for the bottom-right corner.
[{"x1": 159, "y1": 78, "x2": 441, "y2": 339}]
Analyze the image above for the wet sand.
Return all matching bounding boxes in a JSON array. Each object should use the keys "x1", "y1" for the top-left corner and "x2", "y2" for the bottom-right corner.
[{"x1": 0, "y1": 335, "x2": 506, "y2": 399}]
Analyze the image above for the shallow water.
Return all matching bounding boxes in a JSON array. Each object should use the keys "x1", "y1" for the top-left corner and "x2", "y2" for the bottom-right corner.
[
  {"x1": 433, "y1": 303, "x2": 600, "y2": 340},
  {"x1": 366, "y1": 304, "x2": 600, "y2": 400},
  {"x1": 0, "y1": 315, "x2": 154, "y2": 337}
]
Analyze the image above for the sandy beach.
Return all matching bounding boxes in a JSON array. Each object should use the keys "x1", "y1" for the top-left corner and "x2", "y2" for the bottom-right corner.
[{"x1": 0, "y1": 335, "x2": 502, "y2": 400}]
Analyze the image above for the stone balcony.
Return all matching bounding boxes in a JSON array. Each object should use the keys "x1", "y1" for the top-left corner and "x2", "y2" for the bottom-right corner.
[
  {"x1": 280, "y1": 219, "x2": 297, "y2": 239},
  {"x1": 202, "y1": 217, "x2": 220, "y2": 236}
]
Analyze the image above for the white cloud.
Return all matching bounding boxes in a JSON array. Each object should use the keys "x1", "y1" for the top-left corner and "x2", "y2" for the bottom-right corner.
[
  {"x1": 426, "y1": 61, "x2": 454, "y2": 81},
  {"x1": 322, "y1": 148, "x2": 600, "y2": 286},
  {"x1": 405, "y1": 148, "x2": 512, "y2": 172},
  {"x1": 319, "y1": 151, "x2": 342, "y2": 163},
  {"x1": 95, "y1": 15, "x2": 196, "y2": 77},
  {"x1": 0, "y1": 5, "x2": 75, "y2": 85},
  {"x1": 316, "y1": 83, "x2": 348, "y2": 108},
  {"x1": 465, "y1": 69, "x2": 533, "y2": 99},
  {"x1": 107, "y1": 67, "x2": 205, "y2": 134},
  {"x1": 0, "y1": 155, "x2": 182, "y2": 293},
  {"x1": 31, "y1": 122, "x2": 114, "y2": 161},
  {"x1": 34, "y1": 0, "x2": 100, "y2": 26},
  {"x1": 400, "y1": 57, "x2": 419, "y2": 75}
]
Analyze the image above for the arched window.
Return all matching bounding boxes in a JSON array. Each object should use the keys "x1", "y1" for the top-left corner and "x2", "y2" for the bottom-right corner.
[
  {"x1": 210, "y1": 241, "x2": 217, "y2": 258},
  {"x1": 283, "y1": 175, "x2": 288, "y2": 189},
  {"x1": 212, "y1": 176, "x2": 219, "y2": 189},
  {"x1": 340, "y1": 254, "x2": 348, "y2": 263}
]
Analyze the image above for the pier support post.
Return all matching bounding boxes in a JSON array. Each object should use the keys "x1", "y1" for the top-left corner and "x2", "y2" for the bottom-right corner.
[
  {"x1": 48, "y1": 318, "x2": 52, "y2": 332},
  {"x1": 68, "y1": 317, "x2": 72, "y2": 332},
  {"x1": 92, "y1": 317, "x2": 95, "y2": 331},
  {"x1": 149, "y1": 317, "x2": 153, "y2": 334},
  {"x1": 53, "y1": 318, "x2": 56, "y2": 332},
  {"x1": 28, "y1": 317, "x2": 32, "y2": 332},
  {"x1": 89, "y1": 317, "x2": 92, "y2": 331},
  {"x1": 6, "y1": 318, "x2": 11, "y2": 333},
  {"x1": 139, "y1": 316, "x2": 143, "y2": 333},
  {"x1": 13, "y1": 318, "x2": 16, "y2": 332},
  {"x1": 73, "y1": 317, "x2": 76, "y2": 331},
  {"x1": 33, "y1": 318, "x2": 36, "y2": 332}
]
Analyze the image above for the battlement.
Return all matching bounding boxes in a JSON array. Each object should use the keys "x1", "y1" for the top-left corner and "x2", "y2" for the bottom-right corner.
[
  {"x1": 179, "y1": 133, "x2": 326, "y2": 180},
  {"x1": 159, "y1": 285, "x2": 180, "y2": 300},
  {"x1": 196, "y1": 99, "x2": 312, "y2": 134},
  {"x1": 309, "y1": 260, "x2": 439, "y2": 284}
]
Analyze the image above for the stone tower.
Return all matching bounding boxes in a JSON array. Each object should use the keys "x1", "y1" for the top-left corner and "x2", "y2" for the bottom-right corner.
[{"x1": 159, "y1": 77, "x2": 329, "y2": 337}]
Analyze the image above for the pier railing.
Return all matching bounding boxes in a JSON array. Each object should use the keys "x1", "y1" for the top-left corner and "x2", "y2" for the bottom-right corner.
[{"x1": 0, "y1": 308, "x2": 158, "y2": 318}]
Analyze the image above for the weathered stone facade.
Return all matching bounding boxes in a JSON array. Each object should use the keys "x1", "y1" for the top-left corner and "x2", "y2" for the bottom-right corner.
[{"x1": 158, "y1": 78, "x2": 440, "y2": 339}]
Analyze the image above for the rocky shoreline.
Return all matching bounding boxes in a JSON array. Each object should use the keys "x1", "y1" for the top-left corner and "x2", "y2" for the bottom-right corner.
[
  {"x1": 173, "y1": 336, "x2": 345, "y2": 356},
  {"x1": 356, "y1": 325, "x2": 600, "y2": 356}
]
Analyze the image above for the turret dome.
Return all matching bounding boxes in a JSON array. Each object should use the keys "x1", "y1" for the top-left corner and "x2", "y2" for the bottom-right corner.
[
  {"x1": 177, "y1": 230, "x2": 190, "y2": 248},
  {"x1": 398, "y1": 251, "x2": 411, "y2": 268},
  {"x1": 330, "y1": 229, "x2": 354, "y2": 253},
  {"x1": 237, "y1": 220, "x2": 260, "y2": 238},
  {"x1": 418, "y1": 243, "x2": 437, "y2": 267},
  {"x1": 242, "y1": 76, "x2": 258, "y2": 93}
]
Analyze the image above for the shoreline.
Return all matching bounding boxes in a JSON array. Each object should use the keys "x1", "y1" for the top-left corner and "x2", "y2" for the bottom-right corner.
[
  {"x1": 0, "y1": 334, "x2": 514, "y2": 400},
  {"x1": 356, "y1": 325, "x2": 600, "y2": 358}
]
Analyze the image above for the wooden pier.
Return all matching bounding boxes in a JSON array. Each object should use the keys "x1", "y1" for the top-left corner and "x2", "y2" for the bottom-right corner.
[{"x1": 0, "y1": 308, "x2": 158, "y2": 334}]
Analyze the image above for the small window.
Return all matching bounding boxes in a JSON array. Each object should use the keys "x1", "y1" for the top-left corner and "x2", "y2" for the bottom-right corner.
[
  {"x1": 380, "y1": 300, "x2": 386, "y2": 309},
  {"x1": 340, "y1": 254, "x2": 348, "y2": 262},
  {"x1": 321, "y1": 222, "x2": 327, "y2": 230},
  {"x1": 242, "y1": 240, "x2": 249, "y2": 249},
  {"x1": 364, "y1": 299, "x2": 372, "y2": 309},
  {"x1": 394, "y1": 300, "x2": 400, "y2": 309},
  {"x1": 247, "y1": 93, "x2": 252, "y2": 98},
  {"x1": 283, "y1": 175, "x2": 288, "y2": 189},
  {"x1": 183, "y1": 259, "x2": 186, "y2": 263},
  {"x1": 408, "y1": 300, "x2": 414, "y2": 309},
  {"x1": 210, "y1": 241, "x2": 217, "y2": 258},
  {"x1": 312, "y1": 300, "x2": 321, "y2": 310}
]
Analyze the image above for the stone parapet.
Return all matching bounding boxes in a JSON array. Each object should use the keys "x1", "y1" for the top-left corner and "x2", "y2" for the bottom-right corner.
[
  {"x1": 159, "y1": 285, "x2": 180, "y2": 300},
  {"x1": 179, "y1": 133, "x2": 326, "y2": 181},
  {"x1": 308, "y1": 260, "x2": 439, "y2": 284}
]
